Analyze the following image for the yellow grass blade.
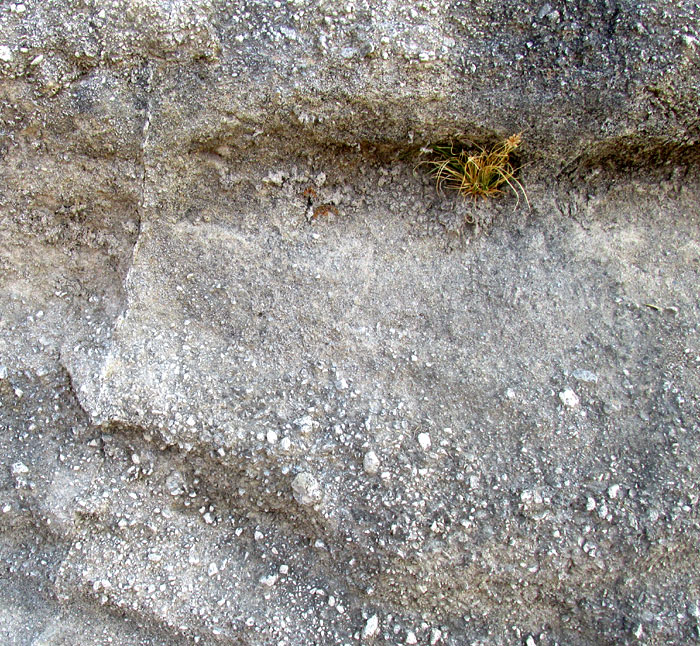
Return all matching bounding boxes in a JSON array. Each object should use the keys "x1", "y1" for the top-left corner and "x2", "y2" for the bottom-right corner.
[{"x1": 419, "y1": 134, "x2": 529, "y2": 209}]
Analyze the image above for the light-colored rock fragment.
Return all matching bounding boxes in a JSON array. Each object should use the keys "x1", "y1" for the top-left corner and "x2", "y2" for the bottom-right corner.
[
  {"x1": 363, "y1": 450, "x2": 380, "y2": 474},
  {"x1": 11, "y1": 462, "x2": 29, "y2": 477},
  {"x1": 417, "y1": 432, "x2": 431, "y2": 451},
  {"x1": 559, "y1": 388, "x2": 580, "y2": 408},
  {"x1": 291, "y1": 472, "x2": 322, "y2": 505},
  {"x1": 259, "y1": 573, "x2": 278, "y2": 587},
  {"x1": 165, "y1": 471, "x2": 185, "y2": 496},
  {"x1": 362, "y1": 614, "x2": 379, "y2": 639},
  {"x1": 296, "y1": 415, "x2": 314, "y2": 434},
  {"x1": 572, "y1": 369, "x2": 598, "y2": 383},
  {"x1": 264, "y1": 170, "x2": 285, "y2": 186}
]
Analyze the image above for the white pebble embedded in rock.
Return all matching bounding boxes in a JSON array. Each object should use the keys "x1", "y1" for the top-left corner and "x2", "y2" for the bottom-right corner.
[
  {"x1": 291, "y1": 472, "x2": 322, "y2": 505},
  {"x1": 559, "y1": 388, "x2": 580, "y2": 408},
  {"x1": 362, "y1": 614, "x2": 379, "y2": 639},
  {"x1": 11, "y1": 462, "x2": 29, "y2": 477},
  {"x1": 259, "y1": 573, "x2": 278, "y2": 587},
  {"x1": 418, "y1": 432, "x2": 431, "y2": 451},
  {"x1": 264, "y1": 170, "x2": 285, "y2": 186},
  {"x1": 363, "y1": 450, "x2": 380, "y2": 474}
]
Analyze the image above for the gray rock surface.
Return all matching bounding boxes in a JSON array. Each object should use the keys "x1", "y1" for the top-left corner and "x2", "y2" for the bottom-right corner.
[{"x1": 2, "y1": 1, "x2": 700, "y2": 645}]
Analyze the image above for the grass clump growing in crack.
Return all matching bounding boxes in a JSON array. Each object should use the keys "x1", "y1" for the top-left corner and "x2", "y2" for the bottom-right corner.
[{"x1": 420, "y1": 133, "x2": 530, "y2": 209}]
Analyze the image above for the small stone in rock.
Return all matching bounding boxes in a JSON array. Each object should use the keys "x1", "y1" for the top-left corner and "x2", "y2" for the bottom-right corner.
[
  {"x1": 259, "y1": 574, "x2": 278, "y2": 587},
  {"x1": 418, "y1": 432, "x2": 431, "y2": 451},
  {"x1": 11, "y1": 462, "x2": 29, "y2": 476},
  {"x1": 537, "y1": 3, "x2": 552, "y2": 20},
  {"x1": 165, "y1": 471, "x2": 186, "y2": 496},
  {"x1": 363, "y1": 450, "x2": 380, "y2": 474},
  {"x1": 608, "y1": 484, "x2": 621, "y2": 499},
  {"x1": 291, "y1": 472, "x2": 322, "y2": 505},
  {"x1": 572, "y1": 369, "x2": 598, "y2": 383},
  {"x1": 296, "y1": 415, "x2": 313, "y2": 434},
  {"x1": 559, "y1": 388, "x2": 579, "y2": 408},
  {"x1": 362, "y1": 614, "x2": 379, "y2": 639},
  {"x1": 264, "y1": 170, "x2": 285, "y2": 186}
]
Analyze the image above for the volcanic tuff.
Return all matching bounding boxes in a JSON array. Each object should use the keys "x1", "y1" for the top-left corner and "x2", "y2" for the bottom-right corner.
[{"x1": 1, "y1": 1, "x2": 700, "y2": 645}]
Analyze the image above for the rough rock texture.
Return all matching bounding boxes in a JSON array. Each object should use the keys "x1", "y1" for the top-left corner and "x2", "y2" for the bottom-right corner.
[{"x1": 1, "y1": 1, "x2": 700, "y2": 645}]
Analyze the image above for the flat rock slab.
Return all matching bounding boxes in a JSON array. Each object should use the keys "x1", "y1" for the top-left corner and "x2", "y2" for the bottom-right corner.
[{"x1": 60, "y1": 166, "x2": 700, "y2": 643}]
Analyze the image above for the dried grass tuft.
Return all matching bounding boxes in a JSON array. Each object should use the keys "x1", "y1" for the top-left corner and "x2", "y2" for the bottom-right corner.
[{"x1": 420, "y1": 134, "x2": 530, "y2": 209}]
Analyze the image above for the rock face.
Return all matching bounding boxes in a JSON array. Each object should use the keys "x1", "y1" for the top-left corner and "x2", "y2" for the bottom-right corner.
[{"x1": 1, "y1": 2, "x2": 700, "y2": 645}]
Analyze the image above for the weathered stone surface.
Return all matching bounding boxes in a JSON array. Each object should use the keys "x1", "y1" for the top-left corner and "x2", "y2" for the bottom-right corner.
[{"x1": 1, "y1": 2, "x2": 700, "y2": 646}]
